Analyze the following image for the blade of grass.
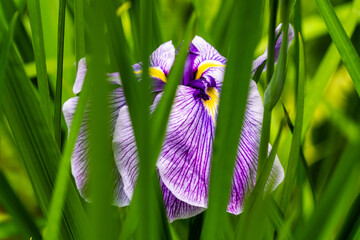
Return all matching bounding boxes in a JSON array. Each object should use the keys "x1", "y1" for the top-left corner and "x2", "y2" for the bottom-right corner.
[
  {"x1": 86, "y1": 1, "x2": 117, "y2": 238},
  {"x1": 0, "y1": 218, "x2": 45, "y2": 239},
  {"x1": 302, "y1": 0, "x2": 360, "y2": 138},
  {"x1": 133, "y1": 0, "x2": 157, "y2": 237},
  {"x1": 53, "y1": 0, "x2": 67, "y2": 148},
  {"x1": 74, "y1": 0, "x2": 85, "y2": 63},
  {"x1": 0, "y1": 15, "x2": 88, "y2": 238},
  {"x1": 27, "y1": 0, "x2": 52, "y2": 129},
  {"x1": 267, "y1": 196, "x2": 295, "y2": 240},
  {"x1": 188, "y1": 212, "x2": 205, "y2": 240},
  {"x1": 235, "y1": 120, "x2": 284, "y2": 239},
  {"x1": 0, "y1": 15, "x2": 40, "y2": 240},
  {"x1": 302, "y1": 2, "x2": 356, "y2": 42},
  {"x1": 253, "y1": 120, "x2": 284, "y2": 198},
  {"x1": 201, "y1": 0, "x2": 264, "y2": 238},
  {"x1": 315, "y1": 0, "x2": 360, "y2": 96},
  {"x1": 101, "y1": 0, "x2": 164, "y2": 238},
  {"x1": 297, "y1": 139, "x2": 360, "y2": 240},
  {"x1": 336, "y1": 193, "x2": 360, "y2": 240},
  {"x1": 235, "y1": 195, "x2": 273, "y2": 239},
  {"x1": 0, "y1": 12, "x2": 18, "y2": 112},
  {"x1": 2, "y1": 49, "x2": 87, "y2": 240},
  {"x1": 44, "y1": 68, "x2": 91, "y2": 240},
  {"x1": 280, "y1": 32, "x2": 305, "y2": 211},
  {"x1": 282, "y1": 105, "x2": 316, "y2": 204},
  {"x1": 0, "y1": 171, "x2": 42, "y2": 240},
  {"x1": 44, "y1": 1, "x2": 92, "y2": 239},
  {"x1": 211, "y1": 0, "x2": 235, "y2": 53},
  {"x1": 118, "y1": 13, "x2": 196, "y2": 239},
  {"x1": 0, "y1": 0, "x2": 34, "y2": 63},
  {"x1": 150, "y1": 13, "x2": 196, "y2": 176},
  {"x1": 256, "y1": 0, "x2": 279, "y2": 178}
]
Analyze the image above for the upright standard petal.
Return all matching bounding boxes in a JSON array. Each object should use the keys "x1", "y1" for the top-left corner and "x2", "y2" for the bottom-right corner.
[
  {"x1": 227, "y1": 80, "x2": 284, "y2": 214},
  {"x1": 132, "y1": 41, "x2": 175, "y2": 92},
  {"x1": 73, "y1": 58, "x2": 87, "y2": 94},
  {"x1": 150, "y1": 40, "x2": 175, "y2": 76},
  {"x1": 63, "y1": 77, "x2": 129, "y2": 206},
  {"x1": 252, "y1": 24, "x2": 295, "y2": 75},
  {"x1": 183, "y1": 36, "x2": 226, "y2": 88}
]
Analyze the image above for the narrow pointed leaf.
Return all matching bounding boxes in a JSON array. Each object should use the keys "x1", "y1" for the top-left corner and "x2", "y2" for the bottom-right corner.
[
  {"x1": 0, "y1": 171, "x2": 42, "y2": 240},
  {"x1": 27, "y1": 0, "x2": 52, "y2": 128},
  {"x1": 53, "y1": 0, "x2": 67, "y2": 147},
  {"x1": 201, "y1": 0, "x2": 264, "y2": 238},
  {"x1": 280, "y1": 33, "x2": 305, "y2": 210},
  {"x1": 315, "y1": 0, "x2": 360, "y2": 96}
]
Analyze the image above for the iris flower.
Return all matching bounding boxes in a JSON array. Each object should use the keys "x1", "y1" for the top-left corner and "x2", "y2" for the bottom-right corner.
[{"x1": 63, "y1": 24, "x2": 294, "y2": 222}]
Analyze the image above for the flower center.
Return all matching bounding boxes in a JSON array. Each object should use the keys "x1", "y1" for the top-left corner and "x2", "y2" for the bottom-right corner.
[
  {"x1": 203, "y1": 87, "x2": 219, "y2": 122},
  {"x1": 188, "y1": 60, "x2": 224, "y2": 101}
]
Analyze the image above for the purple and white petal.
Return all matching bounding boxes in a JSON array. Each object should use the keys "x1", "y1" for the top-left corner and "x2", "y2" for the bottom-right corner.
[
  {"x1": 183, "y1": 36, "x2": 226, "y2": 89},
  {"x1": 73, "y1": 58, "x2": 87, "y2": 94},
  {"x1": 227, "y1": 80, "x2": 284, "y2": 214},
  {"x1": 113, "y1": 105, "x2": 138, "y2": 200},
  {"x1": 73, "y1": 58, "x2": 123, "y2": 93},
  {"x1": 161, "y1": 180, "x2": 205, "y2": 223},
  {"x1": 112, "y1": 103, "x2": 205, "y2": 221},
  {"x1": 150, "y1": 41, "x2": 175, "y2": 75},
  {"x1": 108, "y1": 72, "x2": 121, "y2": 85},
  {"x1": 114, "y1": 85, "x2": 215, "y2": 208},
  {"x1": 132, "y1": 62, "x2": 142, "y2": 80},
  {"x1": 252, "y1": 24, "x2": 295, "y2": 75},
  {"x1": 63, "y1": 86, "x2": 129, "y2": 207},
  {"x1": 156, "y1": 85, "x2": 215, "y2": 208}
]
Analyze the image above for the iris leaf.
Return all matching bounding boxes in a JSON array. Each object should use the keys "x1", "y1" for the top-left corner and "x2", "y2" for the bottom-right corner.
[
  {"x1": 86, "y1": 1, "x2": 117, "y2": 239},
  {"x1": 336, "y1": 194, "x2": 360, "y2": 240},
  {"x1": 315, "y1": 0, "x2": 360, "y2": 97},
  {"x1": 27, "y1": 0, "x2": 52, "y2": 129},
  {"x1": 0, "y1": 14, "x2": 41, "y2": 240},
  {"x1": 0, "y1": 11, "x2": 18, "y2": 112},
  {"x1": 0, "y1": 171, "x2": 42, "y2": 240},
  {"x1": 150, "y1": 13, "x2": 196, "y2": 174},
  {"x1": 302, "y1": 0, "x2": 360, "y2": 138},
  {"x1": 0, "y1": 0, "x2": 34, "y2": 63},
  {"x1": 280, "y1": 32, "x2": 305, "y2": 211},
  {"x1": 53, "y1": 0, "x2": 67, "y2": 147},
  {"x1": 201, "y1": 0, "x2": 264, "y2": 238},
  {"x1": 2, "y1": 47, "x2": 87, "y2": 240},
  {"x1": 74, "y1": 0, "x2": 85, "y2": 63},
  {"x1": 297, "y1": 138, "x2": 360, "y2": 240},
  {"x1": 257, "y1": 0, "x2": 279, "y2": 179}
]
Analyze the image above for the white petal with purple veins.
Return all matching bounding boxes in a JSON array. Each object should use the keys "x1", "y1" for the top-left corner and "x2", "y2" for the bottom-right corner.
[
  {"x1": 73, "y1": 58, "x2": 87, "y2": 94},
  {"x1": 227, "y1": 80, "x2": 284, "y2": 214},
  {"x1": 113, "y1": 105, "x2": 139, "y2": 200},
  {"x1": 150, "y1": 41, "x2": 175, "y2": 75},
  {"x1": 161, "y1": 180, "x2": 205, "y2": 223},
  {"x1": 63, "y1": 86, "x2": 129, "y2": 207},
  {"x1": 252, "y1": 24, "x2": 295, "y2": 75},
  {"x1": 156, "y1": 85, "x2": 215, "y2": 208},
  {"x1": 113, "y1": 85, "x2": 214, "y2": 218},
  {"x1": 183, "y1": 36, "x2": 226, "y2": 88}
]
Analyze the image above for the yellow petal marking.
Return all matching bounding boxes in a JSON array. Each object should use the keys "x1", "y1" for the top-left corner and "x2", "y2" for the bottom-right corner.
[
  {"x1": 195, "y1": 60, "x2": 225, "y2": 80},
  {"x1": 134, "y1": 67, "x2": 167, "y2": 82},
  {"x1": 203, "y1": 87, "x2": 219, "y2": 122}
]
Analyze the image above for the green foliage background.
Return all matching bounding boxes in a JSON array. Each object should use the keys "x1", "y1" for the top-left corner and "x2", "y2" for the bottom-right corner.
[{"x1": 0, "y1": 0, "x2": 360, "y2": 239}]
